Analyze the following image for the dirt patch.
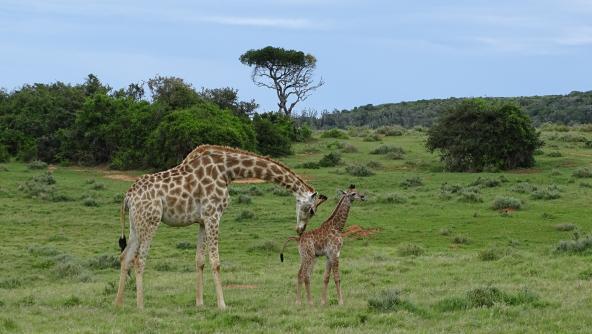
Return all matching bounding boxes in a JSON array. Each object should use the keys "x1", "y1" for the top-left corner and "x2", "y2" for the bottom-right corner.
[
  {"x1": 342, "y1": 225, "x2": 380, "y2": 239},
  {"x1": 48, "y1": 165, "x2": 57, "y2": 172},
  {"x1": 224, "y1": 284, "x2": 257, "y2": 289},
  {"x1": 103, "y1": 173, "x2": 139, "y2": 182}
]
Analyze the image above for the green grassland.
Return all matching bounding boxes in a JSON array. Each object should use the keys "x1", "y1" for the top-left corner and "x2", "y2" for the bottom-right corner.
[{"x1": 2, "y1": 129, "x2": 592, "y2": 333}]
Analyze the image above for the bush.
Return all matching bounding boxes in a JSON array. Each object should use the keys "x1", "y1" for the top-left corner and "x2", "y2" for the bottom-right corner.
[
  {"x1": 492, "y1": 196, "x2": 522, "y2": 210},
  {"x1": 319, "y1": 152, "x2": 342, "y2": 167},
  {"x1": 458, "y1": 188, "x2": 483, "y2": 203},
  {"x1": 252, "y1": 112, "x2": 293, "y2": 157},
  {"x1": 91, "y1": 182, "x2": 106, "y2": 190},
  {"x1": 247, "y1": 240, "x2": 279, "y2": 253},
  {"x1": 363, "y1": 133, "x2": 382, "y2": 142},
  {"x1": 397, "y1": 243, "x2": 425, "y2": 256},
  {"x1": 236, "y1": 210, "x2": 255, "y2": 221},
  {"x1": 366, "y1": 160, "x2": 383, "y2": 169},
  {"x1": 452, "y1": 235, "x2": 470, "y2": 244},
  {"x1": 469, "y1": 177, "x2": 502, "y2": 188},
  {"x1": 573, "y1": 167, "x2": 592, "y2": 178},
  {"x1": 272, "y1": 186, "x2": 291, "y2": 196},
  {"x1": 341, "y1": 144, "x2": 358, "y2": 153},
  {"x1": 146, "y1": 103, "x2": 256, "y2": 169},
  {"x1": 531, "y1": 185, "x2": 560, "y2": 200},
  {"x1": 345, "y1": 164, "x2": 374, "y2": 177},
  {"x1": 370, "y1": 145, "x2": 405, "y2": 155},
  {"x1": 368, "y1": 289, "x2": 421, "y2": 314},
  {"x1": 320, "y1": 129, "x2": 349, "y2": 139},
  {"x1": 63, "y1": 296, "x2": 82, "y2": 307},
  {"x1": 346, "y1": 126, "x2": 371, "y2": 137},
  {"x1": 400, "y1": 176, "x2": 422, "y2": 188},
  {"x1": 478, "y1": 248, "x2": 504, "y2": 261},
  {"x1": 238, "y1": 194, "x2": 252, "y2": 204},
  {"x1": 555, "y1": 223, "x2": 577, "y2": 231},
  {"x1": 511, "y1": 182, "x2": 537, "y2": 193},
  {"x1": 113, "y1": 193, "x2": 125, "y2": 203},
  {"x1": 547, "y1": 151, "x2": 562, "y2": 157},
  {"x1": 87, "y1": 254, "x2": 119, "y2": 270},
  {"x1": 385, "y1": 151, "x2": 405, "y2": 160},
  {"x1": 380, "y1": 193, "x2": 407, "y2": 204},
  {"x1": 376, "y1": 125, "x2": 405, "y2": 136},
  {"x1": 81, "y1": 195, "x2": 99, "y2": 207},
  {"x1": 554, "y1": 232, "x2": 592, "y2": 254},
  {"x1": 435, "y1": 286, "x2": 541, "y2": 311},
  {"x1": 176, "y1": 241, "x2": 194, "y2": 249},
  {"x1": 426, "y1": 100, "x2": 542, "y2": 171},
  {"x1": 27, "y1": 160, "x2": 48, "y2": 169},
  {"x1": 18, "y1": 172, "x2": 70, "y2": 202}
]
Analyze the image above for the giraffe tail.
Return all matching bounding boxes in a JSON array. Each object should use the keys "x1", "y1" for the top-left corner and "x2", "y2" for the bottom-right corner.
[
  {"x1": 118, "y1": 195, "x2": 127, "y2": 253},
  {"x1": 280, "y1": 236, "x2": 299, "y2": 262}
]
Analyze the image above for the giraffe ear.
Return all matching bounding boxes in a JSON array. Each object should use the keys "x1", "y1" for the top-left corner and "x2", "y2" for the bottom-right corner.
[{"x1": 310, "y1": 192, "x2": 318, "y2": 200}]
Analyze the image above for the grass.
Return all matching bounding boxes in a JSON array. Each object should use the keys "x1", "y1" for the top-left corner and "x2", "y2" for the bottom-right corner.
[{"x1": 2, "y1": 129, "x2": 592, "y2": 332}]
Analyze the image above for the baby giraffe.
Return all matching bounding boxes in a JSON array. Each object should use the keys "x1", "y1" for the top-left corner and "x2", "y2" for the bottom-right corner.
[{"x1": 280, "y1": 185, "x2": 366, "y2": 306}]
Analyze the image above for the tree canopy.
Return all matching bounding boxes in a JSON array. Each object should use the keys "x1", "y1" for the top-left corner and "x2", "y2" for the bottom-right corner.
[
  {"x1": 240, "y1": 46, "x2": 323, "y2": 116},
  {"x1": 426, "y1": 99, "x2": 543, "y2": 172}
]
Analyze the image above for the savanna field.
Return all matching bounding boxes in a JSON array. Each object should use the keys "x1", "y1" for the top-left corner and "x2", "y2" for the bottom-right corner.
[{"x1": 3, "y1": 127, "x2": 592, "y2": 333}]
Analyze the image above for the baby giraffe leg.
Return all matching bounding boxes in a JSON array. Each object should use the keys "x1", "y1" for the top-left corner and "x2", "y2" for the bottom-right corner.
[
  {"x1": 303, "y1": 260, "x2": 315, "y2": 306},
  {"x1": 296, "y1": 264, "x2": 304, "y2": 305},
  {"x1": 321, "y1": 258, "x2": 332, "y2": 305},
  {"x1": 332, "y1": 258, "x2": 344, "y2": 305}
]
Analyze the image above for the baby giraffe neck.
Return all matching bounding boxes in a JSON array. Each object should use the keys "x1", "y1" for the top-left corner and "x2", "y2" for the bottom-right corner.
[{"x1": 323, "y1": 196, "x2": 352, "y2": 232}]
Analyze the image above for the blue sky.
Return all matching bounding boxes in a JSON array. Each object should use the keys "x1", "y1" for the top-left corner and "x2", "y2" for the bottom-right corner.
[{"x1": 1, "y1": 0, "x2": 591, "y2": 113}]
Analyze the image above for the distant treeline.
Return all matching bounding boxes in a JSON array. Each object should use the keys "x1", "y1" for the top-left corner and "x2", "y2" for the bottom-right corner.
[
  {"x1": 0, "y1": 74, "x2": 309, "y2": 169},
  {"x1": 296, "y1": 91, "x2": 592, "y2": 129}
]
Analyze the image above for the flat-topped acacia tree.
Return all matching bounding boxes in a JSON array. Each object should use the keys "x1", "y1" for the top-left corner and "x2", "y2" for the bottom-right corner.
[{"x1": 239, "y1": 46, "x2": 324, "y2": 116}]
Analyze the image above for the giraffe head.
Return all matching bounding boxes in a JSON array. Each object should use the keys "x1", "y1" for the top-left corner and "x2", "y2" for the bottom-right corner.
[
  {"x1": 339, "y1": 184, "x2": 366, "y2": 201},
  {"x1": 295, "y1": 192, "x2": 327, "y2": 235}
]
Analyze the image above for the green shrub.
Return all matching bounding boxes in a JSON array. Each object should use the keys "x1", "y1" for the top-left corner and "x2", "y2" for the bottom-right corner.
[
  {"x1": 573, "y1": 167, "x2": 592, "y2": 178},
  {"x1": 27, "y1": 160, "x2": 48, "y2": 170},
  {"x1": 458, "y1": 188, "x2": 483, "y2": 203},
  {"x1": 555, "y1": 224, "x2": 577, "y2": 231},
  {"x1": 531, "y1": 185, "x2": 561, "y2": 200},
  {"x1": 363, "y1": 133, "x2": 382, "y2": 142},
  {"x1": 512, "y1": 182, "x2": 538, "y2": 193},
  {"x1": 346, "y1": 126, "x2": 371, "y2": 137},
  {"x1": 147, "y1": 103, "x2": 256, "y2": 169},
  {"x1": 492, "y1": 196, "x2": 522, "y2": 210},
  {"x1": 236, "y1": 210, "x2": 255, "y2": 221},
  {"x1": 345, "y1": 164, "x2": 374, "y2": 177},
  {"x1": 87, "y1": 254, "x2": 119, "y2": 270},
  {"x1": 469, "y1": 177, "x2": 502, "y2": 188},
  {"x1": 252, "y1": 112, "x2": 293, "y2": 157},
  {"x1": 81, "y1": 195, "x2": 99, "y2": 207},
  {"x1": 547, "y1": 151, "x2": 563, "y2": 157},
  {"x1": 478, "y1": 248, "x2": 504, "y2": 261},
  {"x1": 397, "y1": 243, "x2": 425, "y2": 256},
  {"x1": 400, "y1": 176, "x2": 422, "y2": 188},
  {"x1": 554, "y1": 232, "x2": 592, "y2": 254},
  {"x1": 319, "y1": 152, "x2": 342, "y2": 167},
  {"x1": 371, "y1": 145, "x2": 405, "y2": 155},
  {"x1": 238, "y1": 194, "x2": 252, "y2": 204},
  {"x1": 385, "y1": 151, "x2": 405, "y2": 160},
  {"x1": 176, "y1": 241, "x2": 194, "y2": 250},
  {"x1": 18, "y1": 172, "x2": 70, "y2": 202},
  {"x1": 376, "y1": 125, "x2": 405, "y2": 136},
  {"x1": 452, "y1": 235, "x2": 470, "y2": 244},
  {"x1": 380, "y1": 193, "x2": 407, "y2": 204},
  {"x1": 366, "y1": 160, "x2": 383, "y2": 169},
  {"x1": 247, "y1": 240, "x2": 279, "y2": 253},
  {"x1": 272, "y1": 186, "x2": 291, "y2": 196},
  {"x1": 247, "y1": 186, "x2": 263, "y2": 196},
  {"x1": 426, "y1": 100, "x2": 542, "y2": 171},
  {"x1": 113, "y1": 193, "x2": 125, "y2": 203},
  {"x1": 91, "y1": 182, "x2": 106, "y2": 190},
  {"x1": 368, "y1": 289, "x2": 421, "y2": 314},
  {"x1": 63, "y1": 296, "x2": 82, "y2": 307},
  {"x1": 342, "y1": 143, "x2": 358, "y2": 153},
  {"x1": 320, "y1": 129, "x2": 349, "y2": 139}
]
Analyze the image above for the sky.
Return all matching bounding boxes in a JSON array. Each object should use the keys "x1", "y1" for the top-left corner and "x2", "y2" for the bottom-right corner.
[{"x1": 1, "y1": 0, "x2": 591, "y2": 113}]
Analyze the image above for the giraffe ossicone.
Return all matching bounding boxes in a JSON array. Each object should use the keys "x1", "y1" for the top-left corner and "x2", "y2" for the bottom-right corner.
[{"x1": 114, "y1": 145, "x2": 325, "y2": 310}]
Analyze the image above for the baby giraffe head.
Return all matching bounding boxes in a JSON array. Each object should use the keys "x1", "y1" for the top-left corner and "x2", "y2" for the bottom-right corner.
[{"x1": 339, "y1": 184, "x2": 366, "y2": 202}]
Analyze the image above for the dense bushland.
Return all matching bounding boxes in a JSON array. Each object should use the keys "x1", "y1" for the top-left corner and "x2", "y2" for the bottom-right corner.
[{"x1": 0, "y1": 74, "x2": 310, "y2": 169}]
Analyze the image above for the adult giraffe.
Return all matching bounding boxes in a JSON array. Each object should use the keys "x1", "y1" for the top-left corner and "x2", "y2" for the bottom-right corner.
[{"x1": 114, "y1": 145, "x2": 323, "y2": 310}]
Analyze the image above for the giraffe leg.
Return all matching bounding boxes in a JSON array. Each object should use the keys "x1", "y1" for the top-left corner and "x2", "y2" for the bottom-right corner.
[
  {"x1": 205, "y1": 218, "x2": 226, "y2": 310},
  {"x1": 321, "y1": 258, "x2": 332, "y2": 306},
  {"x1": 134, "y1": 219, "x2": 160, "y2": 310},
  {"x1": 303, "y1": 259, "x2": 315, "y2": 306},
  {"x1": 332, "y1": 258, "x2": 343, "y2": 305},
  {"x1": 296, "y1": 263, "x2": 305, "y2": 305},
  {"x1": 114, "y1": 226, "x2": 138, "y2": 307},
  {"x1": 195, "y1": 224, "x2": 207, "y2": 307}
]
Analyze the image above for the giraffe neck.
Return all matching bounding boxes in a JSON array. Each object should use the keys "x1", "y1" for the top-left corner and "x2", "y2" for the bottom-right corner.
[
  {"x1": 321, "y1": 196, "x2": 352, "y2": 232},
  {"x1": 182, "y1": 146, "x2": 314, "y2": 197}
]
